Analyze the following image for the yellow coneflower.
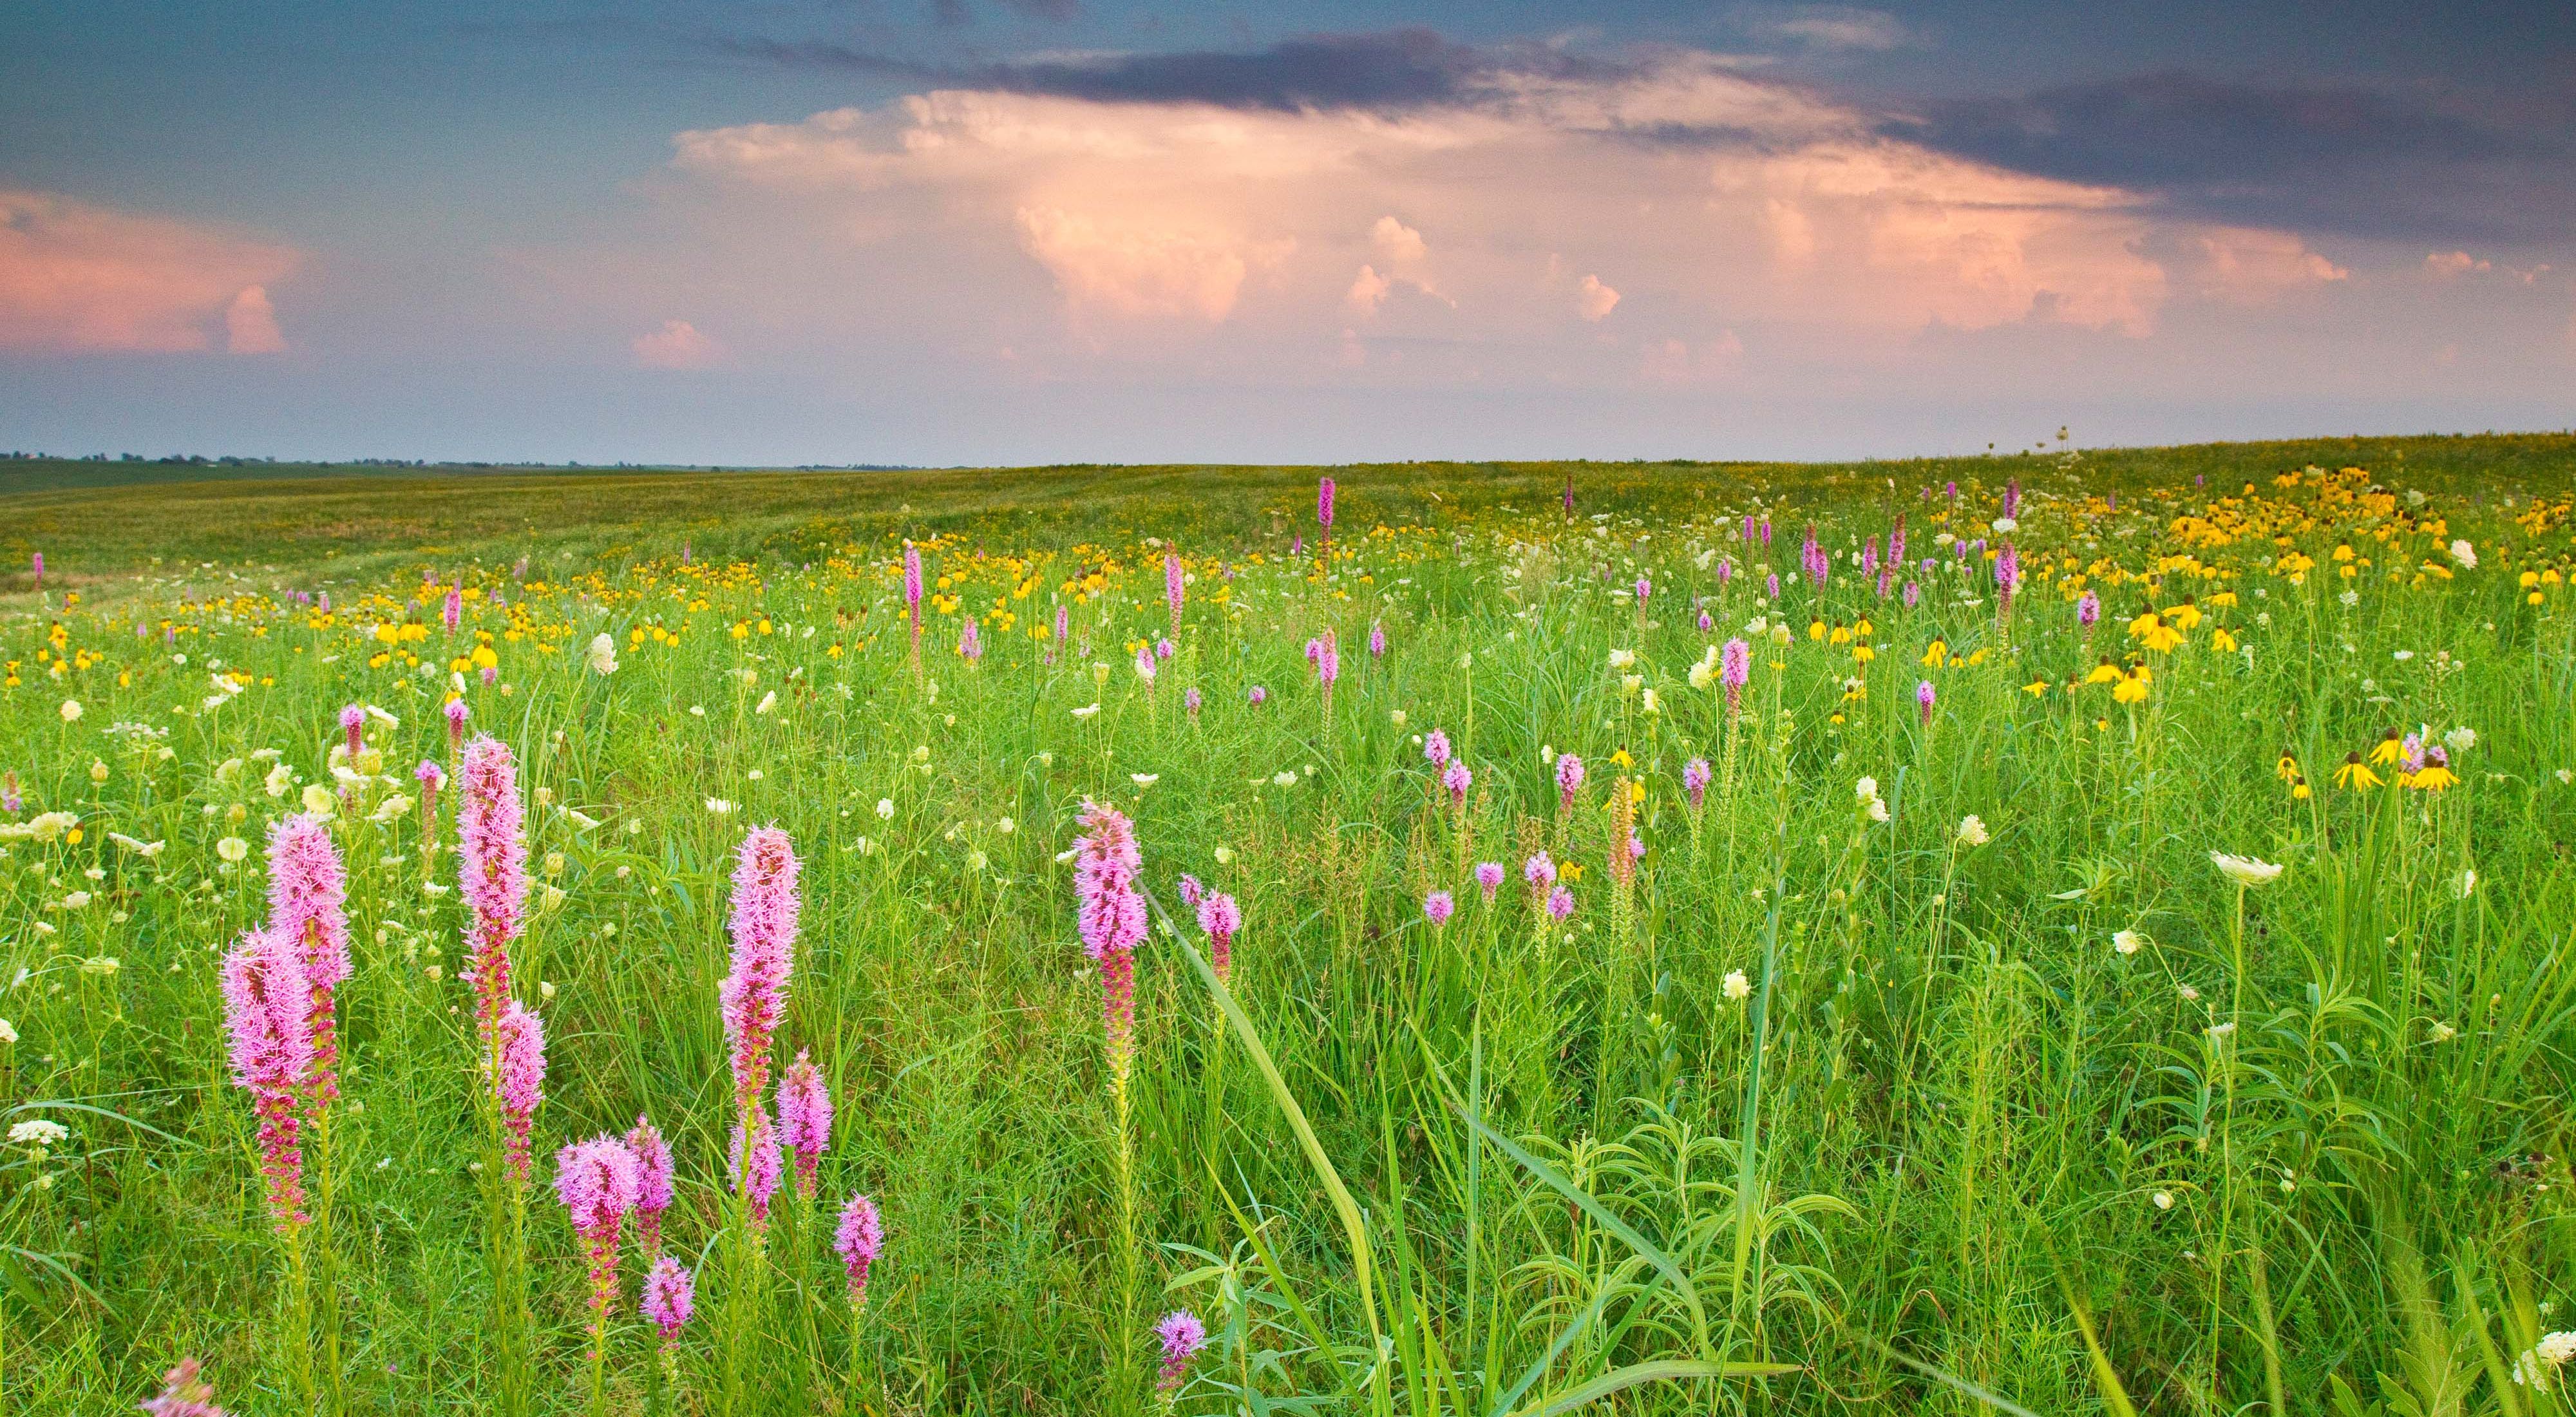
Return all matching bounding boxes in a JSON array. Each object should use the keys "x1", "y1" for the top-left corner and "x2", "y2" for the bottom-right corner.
[
  {"x1": 2085, "y1": 658, "x2": 2122, "y2": 685},
  {"x1": 2113, "y1": 669, "x2": 2150, "y2": 704},
  {"x1": 1922, "y1": 639, "x2": 1947, "y2": 667},
  {"x1": 2168, "y1": 598, "x2": 2203, "y2": 630},
  {"x1": 2138, "y1": 616, "x2": 2183, "y2": 652},
  {"x1": 1808, "y1": 619, "x2": 1826, "y2": 642},
  {"x1": 2369, "y1": 729, "x2": 2407, "y2": 766},
  {"x1": 2126, "y1": 609, "x2": 2161, "y2": 638},
  {"x1": 2334, "y1": 753, "x2": 2382, "y2": 790},
  {"x1": 2410, "y1": 760, "x2": 2459, "y2": 792},
  {"x1": 2291, "y1": 775, "x2": 2311, "y2": 800},
  {"x1": 2210, "y1": 627, "x2": 2239, "y2": 652},
  {"x1": 2022, "y1": 678, "x2": 2048, "y2": 696},
  {"x1": 2275, "y1": 752, "x2": 2298, "y2": 783}
]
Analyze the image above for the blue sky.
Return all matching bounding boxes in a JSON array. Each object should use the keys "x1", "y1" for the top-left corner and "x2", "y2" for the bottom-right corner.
[{"x1": 2, "y1": 1, "x2": 2569, "y2": 464}]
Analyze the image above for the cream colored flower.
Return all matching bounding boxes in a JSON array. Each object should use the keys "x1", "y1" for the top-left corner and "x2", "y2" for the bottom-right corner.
[
  {"x1": 1955, "y1": 815, "x2": 1989, "y2": 846},
  {"x1": 2210, "y1": 853, "x2": 2284, "y2": 887},
  {"x1": 2113, "y1": 929, "x2": 2145, "y2": 955},
  {"x1": 1723, "y1": 969, "x2": 1752, "y2": 1000},
  {"x1": 216, "y1": 836, "x2": 251, "y2": 863}
]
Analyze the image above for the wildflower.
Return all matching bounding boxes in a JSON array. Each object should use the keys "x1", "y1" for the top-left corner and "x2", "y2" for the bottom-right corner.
[
  {"x1": 1165, "y1": 553, "x2": 1184, "y2": 632},
  {"x1": 555, "y1": 1134, "x2": 642, "y2": 1355},
  {"x1": 1369, "y1": 622, "x2": 1387, "y2": 657},
  {"x1": 1473, "y1": 862, "x2": 1505, "y2": 900},
  {"x1": 730, "y1": 1108, "x2": 783, "y2": 1226},
  {"x1": 10, "y1": 1119, "x2": 67, "y2": 1147},
  {"x1": 267, "y1": 813, "x2": 350, "y2": 1108},
  {"x1": 1197, "y1": 892, "x2": 1241, "y2": 978},
  {"x1": 585, "y1": 632, "x2": 618, "y2": 676},
  {"x1": 457, "y1": 737, "x2": 529, "y2": 1052},
  {"x1": 140, "y1": 1358, "x2": 228, "y2": 1417},
  {"x1": 495, "y1": 1002, "x2": 545, "y2": 1186},
  {"x1": 216, "y1": 836, "x2": 251, "y2": 863},
  {"x1": 904, "y1": 542, "x2": 924, "y2": 653},
  {"x1": 641, "y1": 1256, "x2": 696, "y2": 1345},
  {"x1": 1183, "y1": 686, "x2": 1202, "y2": 716},
  {"x1": 1072, "y1": 801, "x2": 1147, "y2": 1090},
  {"x1": 2077, "y1": 591, "x2": 2101, "y2": 630},
  {"x1": 2409, "y1": 746, "x2": 2459, "y2": 792},
  {"x1": 1683, "y1": 757, "x2": 1710, "y2": 809},
  {"x1": 2210, "y1": 853, "x2": 2284, "y2": 888},
  {"x1": 1546, "y1": 886, "x2": 1575, "y2": 920},
  {"x1": 222, "y1": 927, "x2": 311, "y2": 1233},
  {"x1": 2369, "y1": 728, "x2": 2407, "y2": 767},
  {"x1": 1133, "y1": 644, "x2": 1156, "y2": 686},
  {"x1": 1723, "y1": 970, "x2": 1751, "y2": 1001},
  {"x1": 1916, "y1": 680, "x2": 1935, "y2": 725},
  {"x1": 1131, "y1": 773, "x2": 1159, "y2": 788},
  {"x1": 1524, "y1": 851, "x2": 1557, "y2": 889},
  {"x1": 1441, "y1": 761, "x2": 1472, "y2": 807},
  {"x1": 1424, "y1": 728, "x2": 1452, "y2": 768},
  {"x1": 59, "y1": 699, "x2": 80, "y2": 723},
  {"x1": 2514, "y1": 1332, "x2": 2576, "y2": 1390},
  {"x1": 1155, "y1": 1310, "x2": 1208, "y2": 1391},
  {"x1": 1424, "y1": 891, "x2": 1455, "y2": 927},
  {"x1": 2334, "y1": 754, "x2": 2382, "y2": 790},
  {"x1": 2113, "y1": 929, "x2": 2145, "y2": 955},
  {"x1": 1317, "y1": 476, "x2": 1336, "y2": 530},
  {"x1": 1246, "y1": 685, "x2": 1267, "y2": 706},
  {"x1": 777, "y1": 1049, "x2": 833, "y2": 1200},
  {"x1": 1555, "y1": 753, "x2": 1584, "y2": 810},
  {"x1": 1313, "y1": 629, "x2": 1340, "y2": 691},
  {"x1": 835, "y1": 1192, "x2": 885, "y2": 1306},
  {"x1": 722, "y1": 827, "x2": 801, "y2": 1112},
  {"x1": 1955, "y1": 814, "x2": 1988, "y2": 846},
  {"x1": 627, "y1": 1115, "x2": 674, "y2": 1258},
  {"x1": 2449, "y1": 538, "x2": 2477, "y2": 569}
]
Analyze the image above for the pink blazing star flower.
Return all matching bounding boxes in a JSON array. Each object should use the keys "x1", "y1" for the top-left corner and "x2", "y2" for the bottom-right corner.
[
  {"x1": 721, "y1": 827, "x2": 801, "y2": 1109},
  {"x1": 777, "y1": 1049, "x2": 833, "y2": 1200},
  {"x1": 1473, "y1": 862, "x2": 1505, "y2": 900},
  {"x1": 641, "y1": 1256, "x2": 695, "y2": 1344},
  {"x1": 626, "y1": 1115, "x2": 674, "y2": 1258},
  {"x1": 1156, "y1": 1310, "x2": 1208, "y2": 1391},
  {"x1": 1197, "y1": 891, "x2": 1242, "y2": 980},
  {"x1": 494, "y1": 1002, "x2": 545, "y2": 1186},
  {"x1": 220, "y1": 927, "x2": 311, "y2": 1234},
  {"x1": 835, "y1": 1192, "x2": 885, "y2": 1306},
  {"x1": 457, "y1": 736, "x2": 527, "y2": 1051}
]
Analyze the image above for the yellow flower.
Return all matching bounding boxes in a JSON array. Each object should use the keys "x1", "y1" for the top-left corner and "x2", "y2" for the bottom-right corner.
[
  {"x1": 2022, "y1": 678, "x2": 2047, "y2": 696},
  {"x1": 2168, "y1": 600, "x2": 2203, "y2": 630},
  {"x1": 2210, "y1": 627, "x2": 2239, "y2": 652},
  {"x1": 2275, "y1": 753, "x2": 2298, "y2": 783},
  {"x1": 2291, "y1": 777, "x2": 2311, "y2": 800},
  {"x1": 1562, "y1": 862, "x2": 1584, "y2": 882},
  {"x1": 2409, "y1": 763, "x2": 2458, "y2": 792},
  {"x1": 1808, "y1": 619, "x2": 1826, "y2": 642},
  {"x1": 1609, "y1": 749, "x2": 1634, "y2": 768},
  {"x1": 2085, "y1": 660, "x2": 2122, "y2": 685},
  {"x1": 2369, "y1": 730, "x2": 2407, "y2": 766},
  {"x1": 2139, "y1": 617, "x2": 2183, "y2": 652},
  {"x1": 1920, "y1": 640, "x2": 1947, "y2": 667},
  {"x1": 2112, "y1": 671, "x2": 2149, "y2": 704}
]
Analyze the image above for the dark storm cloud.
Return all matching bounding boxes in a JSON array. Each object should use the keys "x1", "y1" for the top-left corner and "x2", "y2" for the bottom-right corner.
[
  {"x1": 1895, "y1": 70, "x2": 2576, "y2": 243},
  {"x1": 706, "y1": 28, "x2": 1630, "y2": 113}
]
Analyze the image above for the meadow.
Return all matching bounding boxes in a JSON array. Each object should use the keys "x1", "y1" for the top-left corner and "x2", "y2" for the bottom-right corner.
[{"x1": 1, "y1": 435, "x2": 2573, "y2": 1416}]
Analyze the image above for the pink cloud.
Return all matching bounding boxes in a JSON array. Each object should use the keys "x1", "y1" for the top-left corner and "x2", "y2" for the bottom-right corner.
[
  {"x1": 225, "y1": 285, "x2": 287, "y2": 354},
  {"x1": 0, "y1": 189, "x2": 298, "y2": 353},
  {"x1": 2425, "y1": 250, "x2": 2492, "y2": 277},
  {"x1": 1346, "y1": 264, "x2": 1392, "y2": 315},
  {"x1": 1576, "y1": 274, "x2": 1621, "y2": 321},
  {"x1": 2192, "y1": 228, "x2": 2348, "y2": 304},
  {"x1": 631, "y1": 319, "x2": 722, "y2": 368},
  {"x1": 1370, "y1": 216, "x2": 1427, "y2": 265},
  {"x1": 1641, "y1": 330, "x2": 1745, "y2": 385}
]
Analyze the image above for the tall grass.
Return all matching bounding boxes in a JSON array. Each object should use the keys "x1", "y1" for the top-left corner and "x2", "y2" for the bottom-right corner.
[{"x1": 0, "y1": 453, "x2": 2570, "y2": 1413}]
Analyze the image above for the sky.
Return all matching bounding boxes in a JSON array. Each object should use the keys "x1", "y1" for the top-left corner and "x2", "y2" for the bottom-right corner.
[{"x1": 1, "y1": 1, "x2": 2570, "y2": 466}]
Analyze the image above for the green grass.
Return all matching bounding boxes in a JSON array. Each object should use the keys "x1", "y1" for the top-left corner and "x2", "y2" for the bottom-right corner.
[{"x1": 0, "y1": 437, "x2": 2571, "y2": 1415}]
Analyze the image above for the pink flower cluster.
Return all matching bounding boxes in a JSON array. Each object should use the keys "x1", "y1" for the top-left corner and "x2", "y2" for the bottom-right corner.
[
  {"x1": 1072, "y1": 801, "x2": 1146, "y2": 1079},
  {"x1": 777, "y1": 1049, "x2": 833, "y2": 1201},
  {"x1": 457, "y1": 736, "x2": 527, "y2": 1050},
  {"x1": 835, "y1": 1192, "x2": 885, "y2": 1306},
  {"x1": 721, "y1": 827, "x2": 800, "y2": 1110}
]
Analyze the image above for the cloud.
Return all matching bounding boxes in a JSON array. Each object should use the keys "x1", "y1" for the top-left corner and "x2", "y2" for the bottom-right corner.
[
  {"x1": 1347, "y1": 264, "x2": 1392, "y2": 314},
  {"x1": 1641, "y1": 330, "x2": 1745, "y2": 385},
  {"x1": 0, "y1": 189, "x2": 299, "y2": 353},
  {"x1": 631, "y1": 318, "x2": 722, "y2": 368},
  {"x1": 1738, "y1": 6, "x2": 1913, "y2": 52},
  {"x1": 2425, "y1": 251, "x2": 2492, "y2": 277},
  {"x1": 2190, "y1": 228, "x2": 2348, "y2": 305},
  {"x1": 1897, "y1": 70, "x2": 2576, "y2": 243},
  {"x1": 224, "y1": 285, "x2": 287, "y2": 354},
  {"x1": 1576, "y1": 274, "x2": 1621, "y2": 320},
  {"x1": 1370, "y1": 216, "x2": 1427, "y2": 264},
  {"x1": 649, "y1": 41, "x2": 2372, "y2": 374},
  {"x1": 1016, "y1": 207, "x2": 1289, "y2": 320}
]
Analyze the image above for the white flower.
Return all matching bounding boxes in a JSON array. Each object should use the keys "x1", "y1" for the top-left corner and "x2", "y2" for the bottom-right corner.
[
  {"x1": 365, "y1": 705, "x2": 399, "y2": 729},
  {"x1": 2179, "y1": 984, "x2": 2201, "y2": 1002},
  {"x1": 1070, "y1": 703, "x2": 1101, "y2": 719},
  {"x1": 0, "y1": 1020, "x2": 14, "y2": 1044},
  {"x1": 2429, "y1": 1021, "x2": 2458, "y2": 1042},
  {"x1": 689, "y1": 705, "x2": 706, "y2": 717},
  {"x1": 1866, "y1": 797, "x2": 1889, "y2": 823},
  {"x1": 1955, "y1": 815, "x2": 1989, "y2": 846},
  {"x1": 1641, "y1": 688, "x2": 1660, "y2": 715},
  {"x1": 301, "y1": 784, "x2": 337, "y2": 817},
  {"x1": 1723, "y1": 969, "x2": 1752, "y2": 1000},
  {"x1": 57, "y1": 699, "x2": 81, "y2": 723},
  {"x1": 965, "y1": 848, "x2": 989, "y2": 871},
  {"x1": 2113, "y1": 929, "x2": 2145, "y2": 955},
  {"x1": 2210, "y1": 853, "x2": 2284, "y2": 888},
  {"x1": 108, "y1": 833, "x2": 166, "y2": 858},
  {"x1": 59, "y1": 891, "x2": 91, "y2": 911},
  {"x1": 1855, "y1": 777, "x2": 1879, "y2": 802},
  {"x1": 705, "y1": 797, "x2": 736, "y2": 815},
  {"x1": 80, "y1": 956, "x2": 118, "y2": 976},
  {"x1": 2443, "y1": 726, "x2": 2476, "y2": 755},
  {"x1": 587, "y1": 632, "x2": 619, "y2": 675},
  {"x1": 755, "y1": 690, "x2": 777, "y2": 715},
  {"x1": 1389, "y1": 708, "x2": 1407, "y2": 727},
  {"x1": 216, "y1": 837, "x2": 251, "y2": 863},
  {"x1": 1991, "y1": 517, "x2": 2017, "y2": 534},
  {"x1": 1130, "y1": 774, "x2": 1159, "y2": 788},
  {"x1": 2449, "y1": 538, "x2": 2477, "y2": 569},
  {"x1": 1769, "y1": 623, "x2": 1792, "y2": 645},
  {"x1": 264, "y1": 763, "x2": 295, "y2": 798},
  {"x1": 995, "y1": 817, "x2": 1014, "y2": 835},
  {"x1": 1607, "y1": 649, "x2": 1637, "y2": 670},
  {"x1": 875, "y1": 799, "x2": 895, "y2": 819},
  {"x1": 9, "y1": 1119, "x2": 67, "y2": 1146},
  {"x1": 2152, "y1": 1191, "x2": 2173, "y2": 1210},
  {"x1": 1213, "y1": 845, "x2": 1235, "y2": 865},
  {"x1": 1273, "y1": 770, "x2": 1299, "y2": 788},
  {"x1": 2560, "y1": 769, "x2": 2573, "y2": 786},
  {"x1": 2206, "y1": 1020, "x2": 2237, "y2": 1041}
]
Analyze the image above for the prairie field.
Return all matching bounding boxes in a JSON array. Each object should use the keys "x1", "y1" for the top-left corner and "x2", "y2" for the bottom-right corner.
[{"x1": 3, "y1": 436, "x2": 2575, "y2": 1416}]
